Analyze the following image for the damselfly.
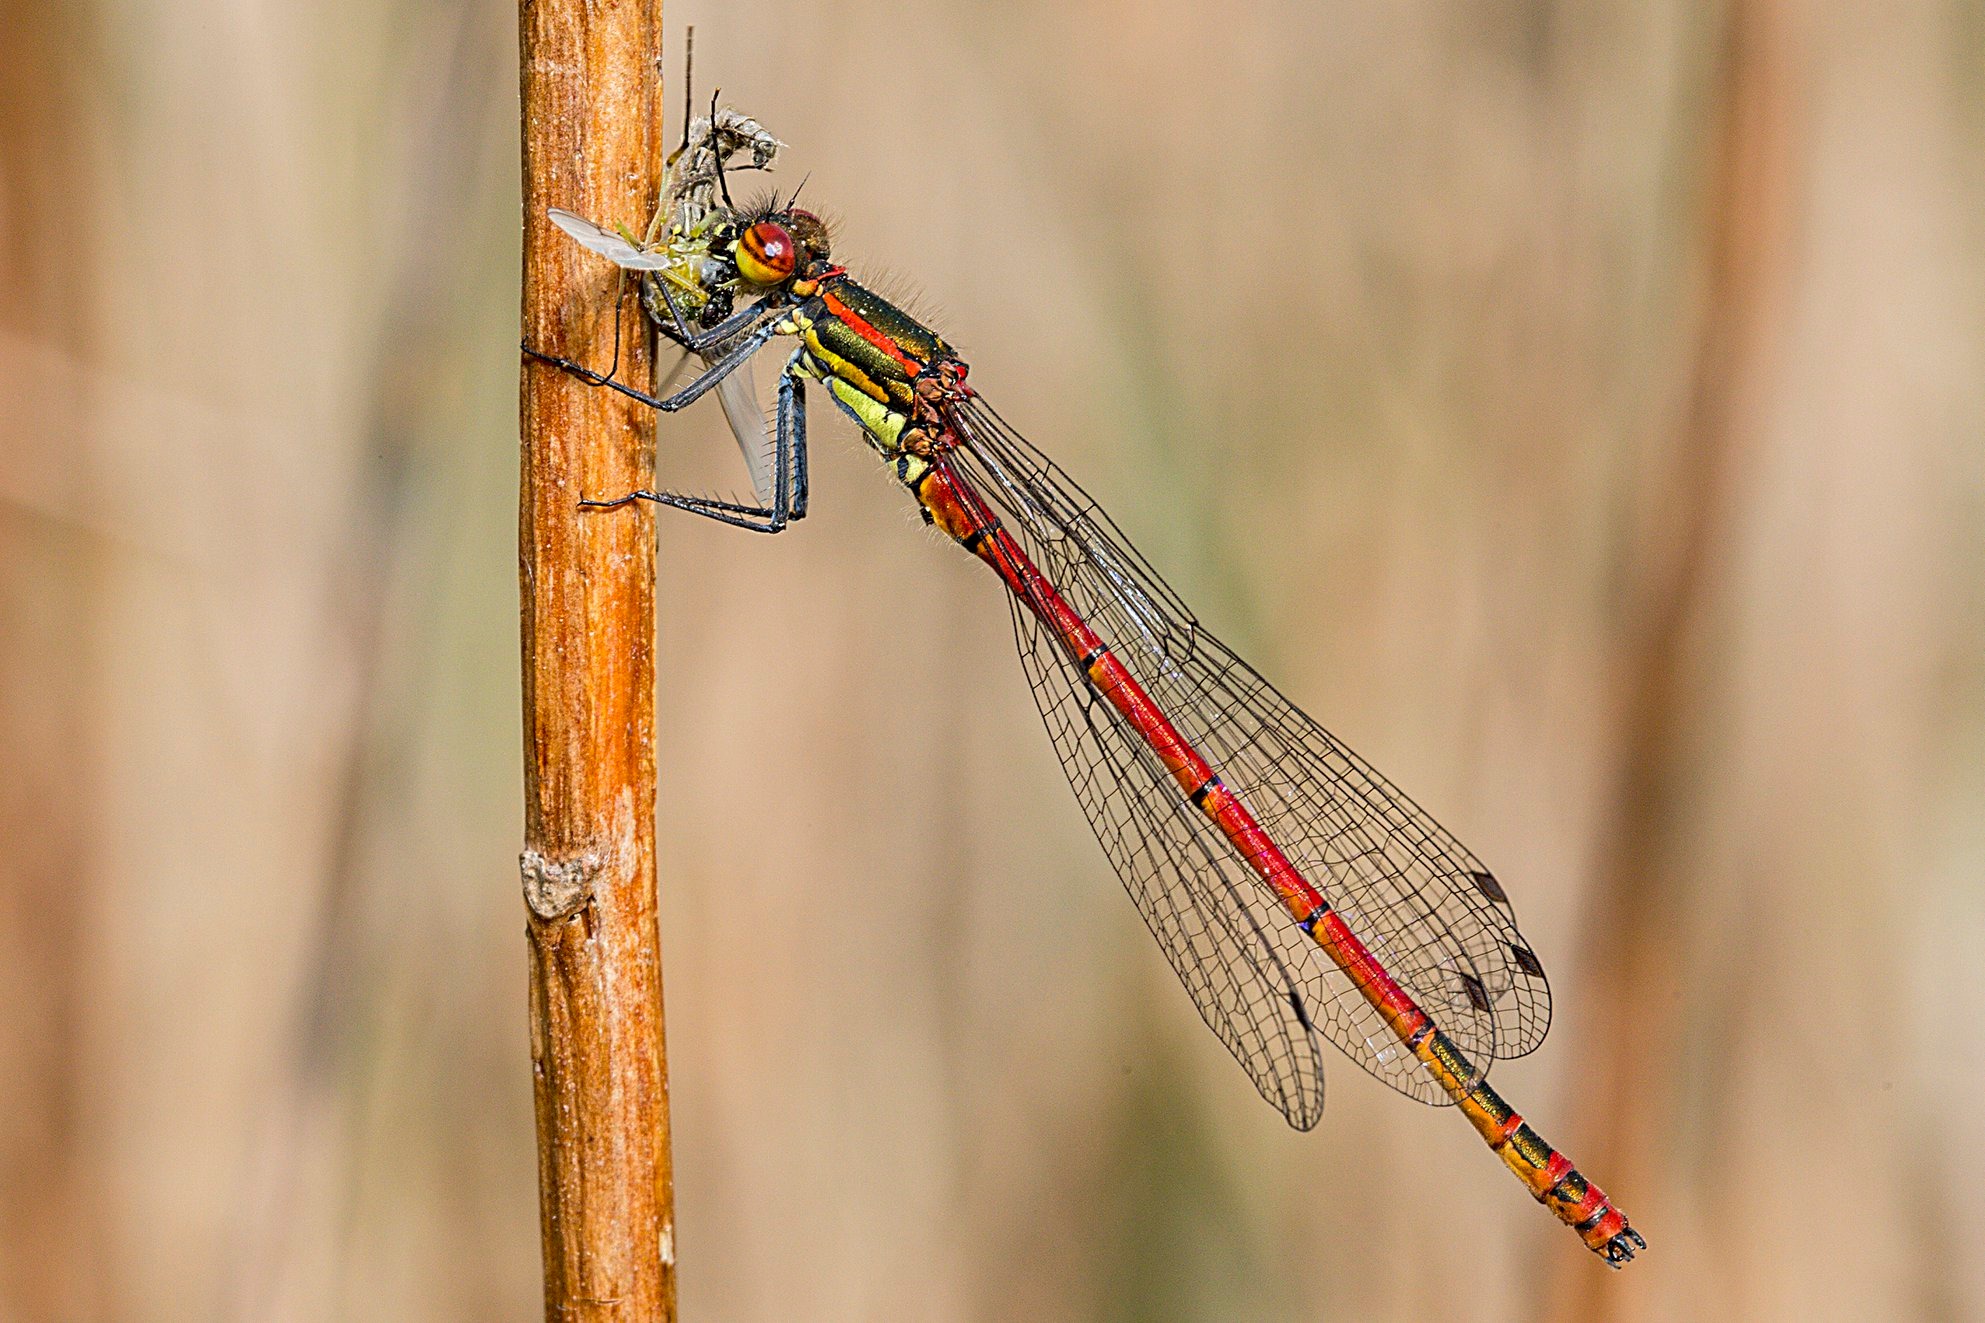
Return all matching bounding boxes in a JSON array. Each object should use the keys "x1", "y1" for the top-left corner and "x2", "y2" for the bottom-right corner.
[{"x1": 526, "y1": 103, "x2": 1644, "y2": 1267}]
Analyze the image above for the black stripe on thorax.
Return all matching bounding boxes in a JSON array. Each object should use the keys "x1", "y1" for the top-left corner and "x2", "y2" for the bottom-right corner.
[{"x1": 822, "y1": 278, "x2": 954, "y2": 364}]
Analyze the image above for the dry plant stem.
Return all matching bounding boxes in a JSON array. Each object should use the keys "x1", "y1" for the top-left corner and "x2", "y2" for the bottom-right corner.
[{"x1": 519, "y1": 0, "x2": 674, "y2": 1318}]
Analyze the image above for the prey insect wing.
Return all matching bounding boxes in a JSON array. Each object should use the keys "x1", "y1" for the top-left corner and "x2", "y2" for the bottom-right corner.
[
  {"x1": 945, "y1": 401, "x2": 1552, "y2": 1109},
  {"x1": 547, "y1": 208, "x2": 675, "y2": 270}
]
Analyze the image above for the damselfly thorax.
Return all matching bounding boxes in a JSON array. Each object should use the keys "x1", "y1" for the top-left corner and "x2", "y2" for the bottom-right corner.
[{"x1": 774, "y1": 277, "x2": 969, "y2": 461}]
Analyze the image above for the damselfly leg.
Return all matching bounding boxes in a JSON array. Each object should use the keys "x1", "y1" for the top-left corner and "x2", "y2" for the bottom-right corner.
[
  {"x1": 644, "y1": 279, "x2": 776, "y2": 353},
  {"x1": 786, "y1": 352, "x2": 809, "y2": 519},
  {"x1": 524, "y1": 286, "x2": 784, "y2": 397},
  {"x1": 524, "y1": 302, "x2": 782, "y2": 408},
  {"x1": 558, "y1": 348, "x2": 810, "y2": 534}
]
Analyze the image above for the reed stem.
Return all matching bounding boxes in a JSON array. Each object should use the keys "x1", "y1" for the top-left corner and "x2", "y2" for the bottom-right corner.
[{"x1": 519, "y1": 0, "x2": 675, "y2": 1316}]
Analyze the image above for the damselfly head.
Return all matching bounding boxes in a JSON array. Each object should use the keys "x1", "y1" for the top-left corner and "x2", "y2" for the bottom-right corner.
[
  {"x1": 784, "y1": 208, "x2": 831, "y2": 258},
  {"x1": 729, "y1": 202, "x2": 833, "y2": 288},
  {"x1": 736, "y1": 220, "x2": 799, "y2": 285}
]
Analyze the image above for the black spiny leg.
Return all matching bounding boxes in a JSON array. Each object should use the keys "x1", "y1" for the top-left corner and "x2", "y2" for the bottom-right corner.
[
  {"x1": 577, "y1": 350, "x2": 813, "y2": 535},
  {"x1": 782, "y1": 352, "x2": 809, "y2": 520},
  {"x1": 641, "y1": 276, "x2": 780, "y2": 353},
  {"x1": 523, "y1": 312, "x2": 784, "y2": 415}
]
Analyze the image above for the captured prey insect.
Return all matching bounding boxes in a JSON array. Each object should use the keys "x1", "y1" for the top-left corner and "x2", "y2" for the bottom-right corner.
[
  {"x1": 524, "y1": 115, "x2": 1644, "y2": 1267},
  {"x1": 546, "y1": 88, "x2": 792, "y2": 507}
]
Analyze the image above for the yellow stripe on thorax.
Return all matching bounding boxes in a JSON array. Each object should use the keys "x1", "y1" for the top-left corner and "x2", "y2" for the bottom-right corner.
[{"x1": 786, "y1": 308, "x2": 888, "y2": 404}]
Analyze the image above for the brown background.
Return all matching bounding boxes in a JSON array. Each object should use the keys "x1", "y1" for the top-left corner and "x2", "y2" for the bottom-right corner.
[{"x1": 3, "y1": 0, "x2": 1980, "y2": 1319}]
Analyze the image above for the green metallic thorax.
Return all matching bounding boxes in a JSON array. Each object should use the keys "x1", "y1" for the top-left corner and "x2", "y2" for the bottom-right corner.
[{"x1": 776, "y1": 277, "x2": 960, "y2": 458}]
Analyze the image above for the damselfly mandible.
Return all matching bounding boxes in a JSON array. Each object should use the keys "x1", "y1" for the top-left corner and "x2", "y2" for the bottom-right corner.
[{"x1": 525, "y1": 98, "x2": 1644, "y2": 1268}]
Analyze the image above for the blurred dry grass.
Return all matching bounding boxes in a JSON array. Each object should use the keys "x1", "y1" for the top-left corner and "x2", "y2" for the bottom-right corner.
[{"x1": 3, "y1": 1, "x2": 1982, "y2": 1320}]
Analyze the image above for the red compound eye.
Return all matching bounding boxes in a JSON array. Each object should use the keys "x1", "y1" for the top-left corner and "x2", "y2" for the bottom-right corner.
[{"x1": 736, "y1": 221, "x2": 797, "y2": 285}]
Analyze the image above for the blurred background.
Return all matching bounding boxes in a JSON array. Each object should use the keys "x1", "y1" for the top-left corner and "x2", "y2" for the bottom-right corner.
[{"x1": 5, "y1": 0, "x2": 1982, "y2": 1319}]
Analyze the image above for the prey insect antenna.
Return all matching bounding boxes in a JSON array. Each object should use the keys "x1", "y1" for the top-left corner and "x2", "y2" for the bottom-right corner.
[
  {"x1": 535, "y1": 268, "x2": 634, "y2": 391},
  {"x1": 673, "y1": 26, "x2": 695, "y2": 164},
  {"x1": 709, "y1": 89, "x2": 735, "y2": 209},
  {"x1": 519, "y1": 274, "x2": 639, "y2": 406}
]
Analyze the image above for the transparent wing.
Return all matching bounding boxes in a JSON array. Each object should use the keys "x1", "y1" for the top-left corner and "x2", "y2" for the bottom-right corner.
[
  {"x1": 652, "y1": 345, "x2": 777, "y2": 507},
  {"x1": 547, "y1": 208, "x2": 674, "y2": 270},
  {"x1": 712, "y1": 355, "x2": 777, "y2": 506},
  {"x1": 1008, "y1": 564, "x2": 1330, "y2": 1126},
  {"x1": 945, "y1": 398, "x2": 1552, "y2": 1110}
]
